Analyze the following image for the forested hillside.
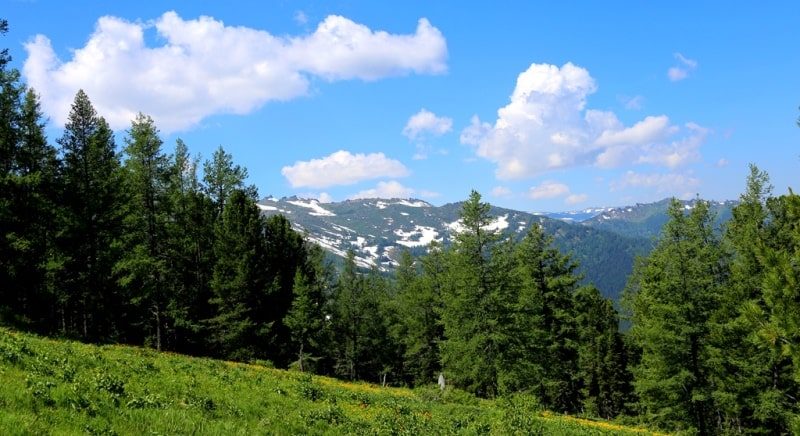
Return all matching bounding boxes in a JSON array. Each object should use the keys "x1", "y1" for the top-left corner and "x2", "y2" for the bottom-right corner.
[
  {"x1": 3, "y1": 18, "x2": 800, "y2": 434},
  {"x1": 255, "y1": 197, "x2": 651, "y2": 301}
]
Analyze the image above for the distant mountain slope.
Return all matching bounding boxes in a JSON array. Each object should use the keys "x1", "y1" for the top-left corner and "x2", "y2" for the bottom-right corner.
[
  {"x1": 257, "y1": 197, "x2": 652, "y2": 302},
  {"x1": 582, "y1": 198, "x2": 736, "y2": 240}
]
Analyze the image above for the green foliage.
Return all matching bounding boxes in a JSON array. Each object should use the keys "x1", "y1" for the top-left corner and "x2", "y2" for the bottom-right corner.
[
  {"x1": 56, "y1": 90, "x2": 126, "y2": 341},
  {"x1": 626, "y1": 199, "x2": 726, "y2": 433},
  {"x1": 207, "y1": 189, "x2": 270, "y2": 360}
]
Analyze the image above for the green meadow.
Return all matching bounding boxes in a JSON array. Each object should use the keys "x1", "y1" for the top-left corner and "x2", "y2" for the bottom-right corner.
[{"x1": 0, "y1": 328, "x2": 662, "y2": 435}]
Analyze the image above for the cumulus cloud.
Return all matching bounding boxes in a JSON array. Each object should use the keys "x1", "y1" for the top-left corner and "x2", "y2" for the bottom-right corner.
[
  {"x1": 349, "y1": 180, "x2": 416, "y2": 199},
  {"x1": 402, "y1": 108, "x2": 453, "y2": 140},
  {"x1": 619, "y1": 94, "x2": 644, "y2": 110},
  {"x1": 23, "y1": 11, "x2": 448, "y2": 132},
  {"x1": 460, "y1": 62, "x2": 707, "y2": 179},
  {"x1": 611, "y1": 170, "x2": 700, "y2": 194},
  {"x1": 565, "y1": 193, "x2": 588, "y2": 205},
  {"x1": 528, "y1": 180, "x2": 570, "y2": 199},
  {"x1": 667, "y1": 53, "x2": 697, "y2": 82},
  {"x1": 281, "y1": 150, "x2": 409, "y2": 189},
  {"x1": 491, "y1": 186, "x2": 512, "y2": 198},
  {"x1": 294, "y1": 11, "x2": 308, "y2": 25}
]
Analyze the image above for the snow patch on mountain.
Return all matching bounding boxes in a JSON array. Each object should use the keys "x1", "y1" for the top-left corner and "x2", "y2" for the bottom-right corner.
[
  {"x1": 446, "y1": 214, "x2": 510, "y2": 234},
  {"x1": 394, "y1": 225, "x2": 440, "y2": 247},
  {"x1": 287, "y1": 199, "x2": 336, "y2": 216}
]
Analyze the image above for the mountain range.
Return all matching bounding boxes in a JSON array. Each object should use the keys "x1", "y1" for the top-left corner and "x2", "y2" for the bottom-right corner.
[{"x1": 256, "y1": 196, "x2": 736, "y2": 302}]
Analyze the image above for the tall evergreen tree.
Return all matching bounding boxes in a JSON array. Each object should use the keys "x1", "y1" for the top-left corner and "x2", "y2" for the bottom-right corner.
[
  {"x1": 117, "y1": 113, "x2": 170, "y2": 349},
  {"x1": 284, "y1": 244, "x2": 332, "y2": 372},
  {"x1": 331, "y1": 250, "x2": 366, "y2": 380},
  {"x1": 573, "y1": 285, "x2": 632, "y2": 419},
  {"x1": 0, "y1": 18, "x2": 23, "y2": 323},
  {"x1": 509, "y1": 223, "x2": 581, "y2": 412},
  {"x1": 202, "y1": 146, "x2": 252, "y2": 216},
  {"x1": 164, "y1": 139, "x2": 216, "y2": 354},
  {"x1": 207, "y1": 189, "x2": 269, "y2": 360},
  {"x1": 262, "y1": 214, "x2": 308, "y2": 367},
  {"x1": 57, "y1": 90, "x2": 125, "y2": 340},
  {"x1": 440, "y1": 190, "x2": 513, "y2": 397},
  {"x1": 6, "y1": 90, "x2": 60, "y2": 330},
  {"x1": 394, "y1": 247, "x2": 446, "y2": 386},
  {"x1": 626, "y1": 199, "x2": 724, "y2": 434},
  {"x1": 709, "y1": 165, "x2": 796, "y2": 432}
]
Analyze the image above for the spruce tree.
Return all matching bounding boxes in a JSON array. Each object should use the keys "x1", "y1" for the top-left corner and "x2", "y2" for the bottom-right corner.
[{"x1": 57, "y1": 90, "x2": 125, "y2": 340}]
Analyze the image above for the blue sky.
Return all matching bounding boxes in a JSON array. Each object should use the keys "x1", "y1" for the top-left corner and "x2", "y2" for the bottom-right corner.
[{"x1": 4, "y1": 1, "x2": 799, "y2": 211}]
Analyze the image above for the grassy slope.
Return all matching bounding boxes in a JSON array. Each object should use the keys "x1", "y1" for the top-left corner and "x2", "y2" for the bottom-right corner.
[{"x1": 0, "y1": 328, "x2": 663, "y2": 435}]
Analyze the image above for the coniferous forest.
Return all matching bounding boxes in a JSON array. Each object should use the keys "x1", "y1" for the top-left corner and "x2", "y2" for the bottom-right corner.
[{"x1": 3, "y1": 18, "x2": 800, "y2": 434}]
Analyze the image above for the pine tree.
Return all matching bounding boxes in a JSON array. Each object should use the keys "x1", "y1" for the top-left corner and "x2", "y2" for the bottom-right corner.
[
  {"x1": 626, "y1": 199, "x2": 724, "y2": 434},
  {"x1": 117, "y1": 113, "x2": 170, "y2": 349},
  {"x1": 57, "y1": 90, "x2": 125, "y2": 340}
]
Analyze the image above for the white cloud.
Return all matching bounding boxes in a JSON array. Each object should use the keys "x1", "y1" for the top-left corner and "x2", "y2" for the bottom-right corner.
[
  {"x1": 460, "y1": 62, "x2": 706, "y2": 179},
  {"x1": 528, "y1": 180, "x2": 570, "y2": 199},
  {"x1": 23, "y1": 11, "x2": 448, "y2": 132},
  {"x1": 565, "y1": 193, "x2": 588, "y2": 205},
  {"x1": 282, "y1": 150, "x2": 409, "y2": 189},
  {"x1": 716, "y1": 158, "x2": 729, "y2": 167},
  {"x1": 349, "y1": 180, "x2": 416, "y2": 199},
  {"x1": 491, "y1": 186, "x2": 512, "y2": 198},
  {"x1": 294, "y1": 11, "x2": 308, "y2": 25},
  {"x1": 668, "y1": 53, "x2": 697, "y2": 82},
  {"x1": 402, "y1": 108, "x2": 453, "y2": 140},
  {"x1": 611, "y1": 170, "x2": 700, "y2": 193},
  {"x1": 619, "y1": 94, "x2": 644, "y2": 110},
  {"x1": 460, "y1": 115, "x2": 492, "y2": 146}
]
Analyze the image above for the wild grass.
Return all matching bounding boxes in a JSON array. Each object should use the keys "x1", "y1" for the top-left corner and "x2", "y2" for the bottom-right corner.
[{"x1": 0, "y1": 328, "x2": 663, "y2": 435}]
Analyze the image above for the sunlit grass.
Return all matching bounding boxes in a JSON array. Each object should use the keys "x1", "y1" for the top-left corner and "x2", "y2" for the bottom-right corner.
[{"x1": 0, "y1": 328, "x2": 663, "y2": 435}]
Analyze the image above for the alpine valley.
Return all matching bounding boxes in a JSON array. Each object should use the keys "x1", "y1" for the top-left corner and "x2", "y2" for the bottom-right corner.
[{"x1": 256, "y1": 196, "x2": 736, "y2": 302}]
